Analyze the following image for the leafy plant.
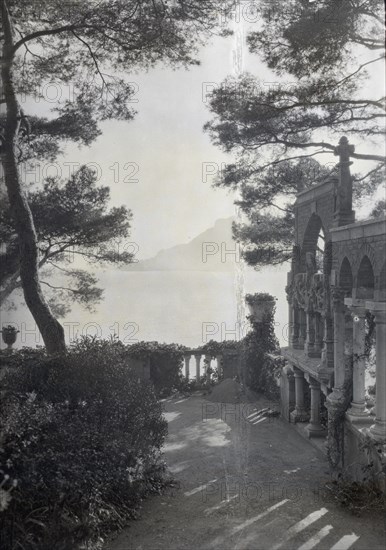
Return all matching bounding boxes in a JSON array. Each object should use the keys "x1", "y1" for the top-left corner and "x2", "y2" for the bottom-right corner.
[
  {"x1": 245, "y1": 292, "x2": 276, "y2": 305},
  {"x1": 127, "y1": 341, "x2": 186, "y2": 395},
  {"x1": 326, "y1": 366, "x2": 353, "y2": 471},
  {"x1": 240, "y1": 299, "x2": 280, "y2": 398},
  {"x1": 0, "y1": 338, "x2": 168, "y2": 549},
  {"x1": 325, "y1": 479, "x2": 385, "y2": 516}
]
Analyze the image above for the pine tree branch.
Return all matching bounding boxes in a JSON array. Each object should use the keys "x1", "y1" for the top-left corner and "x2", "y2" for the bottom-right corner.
[
  {"x1": 271, "y1": 138, "x2": 385, "y2": 163},
  {"x1": 71, "y1": 30, "x2": 108, "y2": 93},
  {"x1": 40, "y1": 280, "x2": 84, "y2": 294},
  {"x1": 353, "y1": 164, "x2": 385, "y2": 183},
  {"x1": 334, "y1": 55, "x2": 385, "y2": 89},
  {"x1": 12, "y1": 25, "x2": 79, "y2": 54}
]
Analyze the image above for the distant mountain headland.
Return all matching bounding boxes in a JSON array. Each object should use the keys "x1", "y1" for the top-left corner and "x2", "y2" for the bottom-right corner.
[{"x1": 123, "y1": 217, "x2": 244, "y2": 272}]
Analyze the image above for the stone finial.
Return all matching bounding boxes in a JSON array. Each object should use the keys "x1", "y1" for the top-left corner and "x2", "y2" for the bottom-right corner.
[
  {"x1": 334, "y1": 136, "x2": 355, "y2": 162},
  {"x1": 332, "y1": 137, "x2": 355, "y2": 226}
]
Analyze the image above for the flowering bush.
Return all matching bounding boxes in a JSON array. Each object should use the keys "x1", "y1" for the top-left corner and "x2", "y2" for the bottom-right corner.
[{"x1": 0, "y1": 338, "x2": 168, "y2": 549}]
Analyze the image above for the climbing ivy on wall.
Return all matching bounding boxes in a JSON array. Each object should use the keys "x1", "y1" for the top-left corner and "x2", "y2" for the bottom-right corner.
[
  {"x1": 201, "y1": 339, "x2": 240, "y2": 358},
  {"x1": 241, "y1": 299, "x2": 281, "y2": 399},
  {"x1": 327, "y1": 312, "x2": 375, "y2": 474},
  {"x1": 326, "y1": 360, "x2": 353, "y2": 472},
  {"x1": 365, "y1": 312, "x2": 376, "y2": 359},
  {"x1": 127, "y1": 341, "x2": 186, "y2": 395}
]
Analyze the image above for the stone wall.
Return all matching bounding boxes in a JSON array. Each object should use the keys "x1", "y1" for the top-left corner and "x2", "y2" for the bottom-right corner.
[{"x1": 295, "y1": 179, "x2": 335, "y2": 250}]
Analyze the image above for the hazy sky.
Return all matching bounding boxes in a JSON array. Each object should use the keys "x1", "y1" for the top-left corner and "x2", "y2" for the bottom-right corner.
[
  {"x1": 22, "y1": 20, "x2": 385, "y2": 260},
  {"x1": 2, "y1": 10, "x2": 385, "y2": 347},
  {"x1": 21, "y1": 21, "x2": 285, "y2": 259}
]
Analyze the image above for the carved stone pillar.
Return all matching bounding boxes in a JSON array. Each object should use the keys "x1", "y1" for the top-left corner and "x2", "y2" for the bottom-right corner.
[
  {"x1": 305, "y1": 309, "x2": 316, "y2": 356},
  {"x1": 281, "y1": 364, "x2": 295, "y2": 421},
  {"x1": 324, "y1": 313, "x2": 335, "y2": 369},
  {"x1": 368, "y1": 304, "x2": 386, "y2": 441},
  {"x1": 184, "y1": 354, "x2": 191, "y2": 380},
  {"x1": 306, "y1": 378, "x2": 326, "y2": 437},
  {"x1": 330, "y1": 287, "x2": 346, "y2": 401},
  {"x1": 194, "y1": 354, "x2": 201, "y2": 382},
  {"x1": 288, "y1": 301, "x2": 294, "y2": 347},
  {"x1": 298, "y1": 309, "x2": 306, "y2": 348},
  {"x1": 345, "y1": 300, "x2": 368, "y2": 419},
  {"x1": 344, "y1": 309, "x2": 354, "y2": 373},
  {"x1": 292, "y1": 306, "x2": 300, "y2": 348},
  {"x1": 313, "y1": 313, "x2": 323, "y2": 356},
  {"x1": 204, "y1": 354, "x2": 212, "y2": 381},
  {"x1": 290, "y1": 367, "x2": 309, "y2": 422}
]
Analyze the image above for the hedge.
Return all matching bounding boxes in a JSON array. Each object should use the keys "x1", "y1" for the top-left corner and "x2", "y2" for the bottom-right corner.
[{"x1": 0, "y1": 338, "x2": 168, "y2": 550}]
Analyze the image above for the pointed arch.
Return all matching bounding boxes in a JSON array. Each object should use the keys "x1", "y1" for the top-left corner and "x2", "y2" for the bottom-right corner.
[
  {"x1": 356, "y1": 255, "x2": 375, "y2": 299},
  {"x1": 352, "y1": 243, "x2": 376, "y2": 275},
  {"x1": 301, "y1": 213, "x2": 326, "y2": 271},
  {"x1": 339, "y1": 257, "x2": 353, "y2": 296}
]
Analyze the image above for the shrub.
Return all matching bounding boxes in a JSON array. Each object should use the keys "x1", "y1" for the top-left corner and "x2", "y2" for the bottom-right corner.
[
  {"x1": 245, "y1": 292, "x2": 276, "y2": 305},
  {"x1": 127, "y1": 341, "x2": 185, "y2": 396},
  {"x1": 241, "y1": 301, "x2": 280, "y2": 399},
  {"x1": 0, "y1": 338, "x2": 168, "y2": 550},
  {"x1": 325, "y1": 479, "x2": 385, "y2": 516}
]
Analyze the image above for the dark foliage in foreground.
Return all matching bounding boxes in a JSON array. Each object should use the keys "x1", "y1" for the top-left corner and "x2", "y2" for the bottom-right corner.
[{"x1": 0, "y1": 338, "x2": 168, "y2": 549}]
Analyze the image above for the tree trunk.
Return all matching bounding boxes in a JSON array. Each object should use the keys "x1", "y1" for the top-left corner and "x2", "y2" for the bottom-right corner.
[
  {"x1": 1, "y1": 0, "x2": 66, "y2": 354},
  {"x1": 0, "y1": 270, "x2": 21, "y2": 305}
]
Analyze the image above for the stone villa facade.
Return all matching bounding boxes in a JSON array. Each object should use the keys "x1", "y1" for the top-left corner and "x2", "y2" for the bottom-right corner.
[{"x1": 281, "y1": 137, "x2": 386, "y2": 489}]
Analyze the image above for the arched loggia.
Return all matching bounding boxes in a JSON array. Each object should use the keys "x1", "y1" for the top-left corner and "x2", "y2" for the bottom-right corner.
[
  {"x1": 356, "y1": 255, "x2": 375, "y2": 299},
  {"x1": 300, "y1": 213, "x2": 326, "y2": 272}
]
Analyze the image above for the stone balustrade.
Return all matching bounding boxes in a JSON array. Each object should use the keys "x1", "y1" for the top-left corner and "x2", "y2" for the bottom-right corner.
[
  {"x1": 182, "y1": 349, "x2": 223, "y2": 382},
  {"x1": 283, "y1": 295, "x2": 386, "y2": 462},
  {"x1": 284, "y1": 294, "x2": 386, "y2": 445},
  {"x1": 284, "y1": 362, "x2": 327, "y2": 438}
]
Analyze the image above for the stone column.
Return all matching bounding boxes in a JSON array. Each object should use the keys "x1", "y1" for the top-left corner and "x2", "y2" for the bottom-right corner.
[
  {"x1": 305, "y1": 309, "x2": 316, "y2": 356},
  {"x1": 281, "y1": 364, "x2": 295, "y2": 421},
  {"x1": 204, "y1": 354, "x2": 212, "y2": 381},
  {"x1": 330, "y1": 288, "x2": 346, "y2": 400},
  {"x1": 314, "y1": 313, "x2": 323, "y2": 356},
  {"x1": 324, "y1": 313, "x2": 335, "y2": 369},
  {"x1": 368, "y1": 304, "x2": 386, "y2": 441},
  {"x1": 194, "y1": 354, "x2": 201, "y2": 382},
  {"x1": 333, "y1": 136, "x2": 355, "y2": 227},
  {"x1": 298, "y1": 309, "x2": 306, "y2": 348},
  {"x1": 293, "y1": 306, "x2": 300, "y2": 348},
  {"x1": 292, "y1": 306, "x2": 301, "y2": 349},
  {"x1": 344, "y1": 310, "x2": 354, "y2": 371},
  {"x1": 306, "y1": 378, "x2": 326, "y2": 437},
  {"x1": 290, "y1": 367, "x2": 309, "y2": 422},
  {"x1": 345, "y1": 300, "x2": 368, "y2": 419},
  {"x1": 288, "y1": 301, "x2": 294, "y2": 347},
  {"x1": 184, "y1": 354, "x2": 191, "y2": 380}
]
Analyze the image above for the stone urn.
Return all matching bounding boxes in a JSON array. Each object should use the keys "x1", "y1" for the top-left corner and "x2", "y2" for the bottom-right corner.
[
  {"x1": 1, "y1": 326, "x2": 19, "y2": 350},
  {"x1": 245, "y1": 294, "x2": 276, "y2": 323}
]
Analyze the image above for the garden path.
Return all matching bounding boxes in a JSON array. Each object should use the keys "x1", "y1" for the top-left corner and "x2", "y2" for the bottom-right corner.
[{"x1": 105, "y1": 393, "x2": 385, "y2": 550}]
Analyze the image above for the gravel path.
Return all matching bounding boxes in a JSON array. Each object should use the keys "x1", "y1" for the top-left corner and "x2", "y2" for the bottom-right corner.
[{"x1": 105, "y1": 393, "x2": 385, "y2": 550}]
